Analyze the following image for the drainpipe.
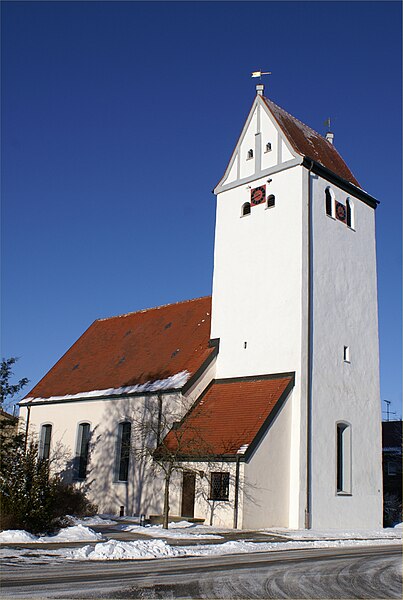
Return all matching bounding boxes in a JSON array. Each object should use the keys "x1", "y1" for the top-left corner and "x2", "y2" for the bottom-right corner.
[
  {"x1": 233, "y1": 455, "x2": 241, "y2": 529},
  {"x1": 24, "y1": 405, "x2": 31, "y2": 452},
  {"x1": 305, "y1": 160, "x2": 314, "y2": 529}
]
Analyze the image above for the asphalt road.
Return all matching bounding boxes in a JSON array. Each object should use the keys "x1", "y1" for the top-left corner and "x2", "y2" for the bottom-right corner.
[{"x1": 1, "y1": 545, "x2": 401, "y2": 599}]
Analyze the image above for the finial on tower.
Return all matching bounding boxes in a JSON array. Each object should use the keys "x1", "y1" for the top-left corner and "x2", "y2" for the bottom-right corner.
[{"x1": 251, "y1": 70, "x2": 271, "y2": 95}]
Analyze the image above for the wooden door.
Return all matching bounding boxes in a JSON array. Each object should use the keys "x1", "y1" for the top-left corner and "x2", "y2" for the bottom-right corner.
[{"x1": 181, "y1": 471, "x2": 196, "y2": 518}]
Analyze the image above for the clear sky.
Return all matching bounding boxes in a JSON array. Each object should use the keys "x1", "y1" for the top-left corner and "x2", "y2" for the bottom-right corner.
[{"x1": 1, "y1": 1, "x2": 402, "y2": 419}]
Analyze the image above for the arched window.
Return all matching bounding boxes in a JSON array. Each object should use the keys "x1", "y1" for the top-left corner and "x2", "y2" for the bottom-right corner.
[
  {"x1": 346, "y1": 198, "x2": 354, "y2": 229},
  {"x1": 336, "y1": 422, "x2": 352, "y2": 494},
  {"x1": 325, "y1": 188, "x2": 333, "y2": 217},
  {"x1": 265, "y1": 142, "x2": 272, "y2": 152},
  {"x1": 242, "y1": 202, "x2": 251, "y2": 216},
  {"x1": 247, "y1": 149, "x2": 253, "y2": 160},
  {"x1": 75, "y1": 423, "x2": 91, "y2": 480},
  {"x1": 39, "y1": 424, "x2": 52, "y2": 460},
  {"x1": 267, "y1": 194, "x2": 275, "y2": 208},
  {"x1": 116, "y1": 421, "x2": 131, "y2": 482}
]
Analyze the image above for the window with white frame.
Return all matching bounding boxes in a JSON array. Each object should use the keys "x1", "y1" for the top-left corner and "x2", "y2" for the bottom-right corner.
[{"x1": 39, "y1": 424, "x2": 52, "y2": 460}]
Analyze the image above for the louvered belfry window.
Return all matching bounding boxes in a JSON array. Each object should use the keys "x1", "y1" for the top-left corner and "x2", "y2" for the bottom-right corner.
[{"x1": 210, "y1": 472, "x2": 230, "y2": 501}]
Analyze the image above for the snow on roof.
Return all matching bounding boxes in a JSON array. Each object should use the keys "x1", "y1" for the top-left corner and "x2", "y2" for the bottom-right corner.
[{"x1": 23, "y1": 297, "x2": 215, "y2": 402}]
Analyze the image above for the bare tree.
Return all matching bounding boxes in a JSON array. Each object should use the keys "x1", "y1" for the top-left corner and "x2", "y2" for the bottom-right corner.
[{"x1": 130, "y1": 392, "x2": 216, "y2": 529}]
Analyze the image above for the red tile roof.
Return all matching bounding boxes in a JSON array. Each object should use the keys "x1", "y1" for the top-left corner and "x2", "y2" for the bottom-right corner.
[
  {"x1": 25, "y1": 297, "x2": 214, "y2": 400},
  {"x1": 263, "y1": 96, "x2": 360, "y2": 187},
  {"x1": 163, "y1": 374, "x2": 294, "y2": 457}
]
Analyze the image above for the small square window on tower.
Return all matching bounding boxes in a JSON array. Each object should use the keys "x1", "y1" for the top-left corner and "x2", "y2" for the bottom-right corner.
[
  {"x1": 265, "y1": 142, "x2": 272, "y2": 152},
  {"x1": 343, "y1": 346, "x2": 350, "y2": 363}
]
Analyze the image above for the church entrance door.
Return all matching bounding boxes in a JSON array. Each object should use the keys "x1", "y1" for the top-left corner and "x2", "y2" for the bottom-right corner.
[{"x1": 181, "y1": 471, "x2": 196, "y2": 518}]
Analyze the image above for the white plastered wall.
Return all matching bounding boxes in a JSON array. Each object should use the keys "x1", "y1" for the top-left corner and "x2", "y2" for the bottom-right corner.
[
  {"x1": 241, "y1": 390, "x2": 293, "y2": 528},
  {"x1": 309, "y1": 176, "x2": 382, "y2": 529},
  {"x1": 19, "y1": 393, "x2": 184, "y2": 517},
  {"x1": 211, "y1": 166, "x2": 304, "y2": 379}
]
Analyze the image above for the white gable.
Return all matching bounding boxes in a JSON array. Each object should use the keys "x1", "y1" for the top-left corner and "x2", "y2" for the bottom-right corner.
[{"x1": 215, "y1": 95, "x2": 299, "y2": 193}]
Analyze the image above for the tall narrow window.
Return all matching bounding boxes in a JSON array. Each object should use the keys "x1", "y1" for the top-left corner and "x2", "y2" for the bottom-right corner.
[
  {"x1": 117, "y1": 422, "x2": 131, "y2": 482},
  {"x1": 39, "y1": 424, "x2": 52, "y2": 460},
  {"x1": 75, "y1": 423, "x2": 91, "y2": 480},
  {"x1": 336, "y1": 422, "x2": 352, "y2": 494},
  {"x1": 325, "y1": 188, "x2": 333, "y2": 216},
  {"x1": 247, "y1": 149, "x2": 253, "y2": 160}
]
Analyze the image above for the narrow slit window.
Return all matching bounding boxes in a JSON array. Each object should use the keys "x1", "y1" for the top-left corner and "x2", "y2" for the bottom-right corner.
[
  {"x1": 116, "y1": 422, "x2": 131, "y2": 482},
  {"x1": 247, "y1": 149, "x2": 253, "y2": 160},
  {"x1": 336, "y1": 422, "x2": 351, "y2": 494},
  {"x1": 346, "y1": 198, "x2": 354, "y2": 229},
  {"x1": 343, "y1": 346, "x2": 350, "y2": 363},
  {"x1": 39, "y1": 424, "x2": 52, "y2": 460},
  {"x1": 75, "y1": 423, "x2": 91, "y2": 480},
  {"x1": 325, "y1": 188, "x2": 333, "y2": 216},
  {"x1": 267, "y1": 194, "x2": 275, "y2": 208},
  {"x1": 242, "y1": 202, "x2": 251, "y2": 216},
  {"x1": 265, "y1": 142, "x2": 272, "y2": 152}
]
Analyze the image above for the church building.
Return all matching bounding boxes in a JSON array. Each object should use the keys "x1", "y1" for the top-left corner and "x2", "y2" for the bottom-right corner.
[{"x1": 19, "y1": 84, "x2": 383, "y2": 529}]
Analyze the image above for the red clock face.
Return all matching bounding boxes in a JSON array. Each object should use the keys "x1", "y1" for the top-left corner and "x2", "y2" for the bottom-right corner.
[
  {"x1": 251, "y1": 185, "x2": 266, "y2": 206},
  {"x1": 336, "y1": 202, "x2": 346, "y2": 222}
]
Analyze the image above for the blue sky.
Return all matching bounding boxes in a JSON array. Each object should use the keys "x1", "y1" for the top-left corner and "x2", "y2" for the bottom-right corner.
[{"x1": 1, "y1": 1, "x2": 401, "y2": 419}]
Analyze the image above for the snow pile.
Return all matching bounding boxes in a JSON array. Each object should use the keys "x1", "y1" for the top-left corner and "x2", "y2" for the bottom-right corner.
[
  {"x1": 0, "y1": 530, "x2": 38, "y2": 543},
  {"x1": 72, "y1": 538, "x2": 183, "y2": 561},
  {"x1": 0, "y1": 525, "x2": 104, "y2": 544},
  {"x1": 21, "y1": 371, "x2": 190, "y2": 404},
  {"x1": 66, "y1": 536, "x2": 403, "y2": 561},
  {"x1": 121, "y1": 523, "x2": 222, "y2": 540},
  {"x1": 394, "y1": 523, "x2": 402, "y2": 529}
]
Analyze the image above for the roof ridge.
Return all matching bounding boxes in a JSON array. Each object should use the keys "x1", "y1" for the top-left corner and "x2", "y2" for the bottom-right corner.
[{"x1": 97, "y1": 295, "x2": 212, "y2": 321}]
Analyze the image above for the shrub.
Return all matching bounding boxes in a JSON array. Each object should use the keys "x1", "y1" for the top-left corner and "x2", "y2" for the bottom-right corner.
[{"x1": 0, "y1": 434, "x2": 96, "y2": 534}]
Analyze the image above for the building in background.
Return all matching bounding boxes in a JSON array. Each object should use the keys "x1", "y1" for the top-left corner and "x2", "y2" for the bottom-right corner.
[
  {"x1": 19, "y1": 85, "x2": 382, "y2": 529},
  {"x1": 382, "y1": 420, "x2": 402, "y2": 526}
]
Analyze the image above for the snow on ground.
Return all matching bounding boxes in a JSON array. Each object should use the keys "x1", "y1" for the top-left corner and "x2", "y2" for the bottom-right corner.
[
  {"x1": 120, "y1": 523, "x2": 223, "y2": 540},
  {"x1": 1, "y1": 536, "x2": 401, "y2": 564},
  {"x1": 0, "y1": 525, "x2": 104, "y2": 544},
  {"x1": 265, "y1": 527, "x2": 403, "y2": 540}
]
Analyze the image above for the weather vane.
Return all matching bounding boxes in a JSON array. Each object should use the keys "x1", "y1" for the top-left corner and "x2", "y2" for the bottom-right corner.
[{"x1": 251, "y1": 70, "x2": 272, "y2": 81}]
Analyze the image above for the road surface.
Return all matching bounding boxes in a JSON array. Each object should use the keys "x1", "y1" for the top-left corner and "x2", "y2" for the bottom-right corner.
[{"x1": 2, "y1": 545, "x2": 401, "y2": 598}]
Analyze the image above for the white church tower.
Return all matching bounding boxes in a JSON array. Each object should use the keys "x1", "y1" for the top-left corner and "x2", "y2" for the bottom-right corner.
[{"x1": 210, "y1": 83, "x2": 383, "y2": 529}]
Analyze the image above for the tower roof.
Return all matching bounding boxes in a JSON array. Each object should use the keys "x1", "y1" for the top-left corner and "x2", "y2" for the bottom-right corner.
[{"x1": 262, "y1": 96, "x2": 360, "y2": 187}]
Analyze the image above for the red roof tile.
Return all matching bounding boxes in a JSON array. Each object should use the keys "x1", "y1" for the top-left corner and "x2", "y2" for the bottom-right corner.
[
  {"x1": 263, "y1": 97, "x2": 360, "y2": 187},
  {"x1": 25, "y1": 297, "x2": 214, "y2": 400},
  {"x1": 163, "y1": 374, "x2": 294, "y2": 457}
]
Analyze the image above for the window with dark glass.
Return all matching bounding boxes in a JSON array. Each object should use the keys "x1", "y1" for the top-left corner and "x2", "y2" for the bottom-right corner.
[
  {"x1": 242, "y1": 202, "x2": 251, "y2": 216},
  {"x1": 75, "y1": 423, "x2": 91, "y2": 480},
  {"x1": 39, "y1": 424, "x2": 52, "y2": 460},
  {"x1": 210, "y1": 472, "x2": 230, "y2": 501},
  {"x1": 325, "y1": 188, "x2": 333, "y2": 216},
  {"x1": 336, "y1": 422, "x2": 351, "y2": 494},
  {"x1": 346, "y1": 199, "x2": 353, "y2": 228},
  {"x1": 267, "y1": 194, "x2": 275, "y2": 208},
  {"x1": 117, "y1": 422, "x2": 131, "y2": 482}
]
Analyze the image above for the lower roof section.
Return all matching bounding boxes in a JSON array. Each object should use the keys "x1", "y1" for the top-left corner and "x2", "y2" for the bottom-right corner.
[{"x1": 162, "y1": 372, "x2": 295, "y2": 460}]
